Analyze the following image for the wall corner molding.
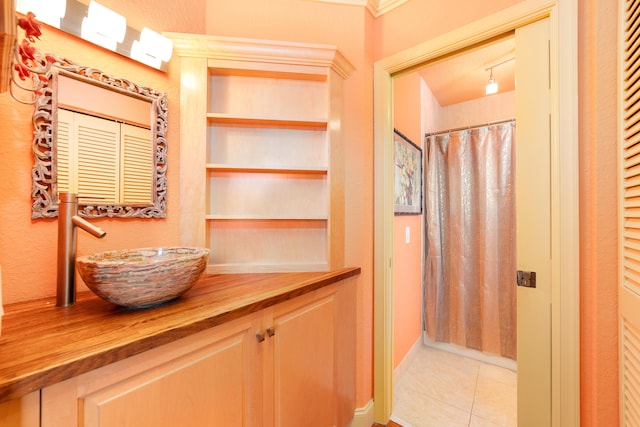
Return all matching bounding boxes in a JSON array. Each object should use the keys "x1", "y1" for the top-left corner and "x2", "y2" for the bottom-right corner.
[
  {"x1": 366, "y1": 0, "x2": 409, "y2": 17},
  {"x1": 166, "y1": 33, "x2": 356, "y2": 79},
  {"x1": 306, "y1": 0, "x2": 408, "y2": 17}
]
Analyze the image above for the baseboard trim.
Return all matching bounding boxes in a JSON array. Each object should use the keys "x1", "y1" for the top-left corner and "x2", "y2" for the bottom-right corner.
[
  {"x1": 393, "y1": 337, "x2": 422, "y2": 385},
  {"x1": 347, "y1": 399, "x2": 374, "y2": 427},
  {"x1": 422, "y1": 332, "x2": 517, "y2": 372}
]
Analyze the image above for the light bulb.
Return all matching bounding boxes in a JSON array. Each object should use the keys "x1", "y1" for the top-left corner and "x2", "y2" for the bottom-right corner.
[
  {"x1": 485, "y1": 69, "x2": 498, "y2": 95},
  {"x1": 486, "y1": 77, "x2": 498, "y2": 95}
]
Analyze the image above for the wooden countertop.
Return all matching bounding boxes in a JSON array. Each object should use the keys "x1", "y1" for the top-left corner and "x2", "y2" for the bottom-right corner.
[{"x1": 0, "y1": 267, "x2": 360, "y2": 403}]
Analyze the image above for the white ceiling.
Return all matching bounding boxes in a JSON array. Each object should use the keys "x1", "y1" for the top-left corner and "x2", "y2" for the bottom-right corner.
[{"x1": 418, "y1": 35, "x2": 516, "y2": 106}]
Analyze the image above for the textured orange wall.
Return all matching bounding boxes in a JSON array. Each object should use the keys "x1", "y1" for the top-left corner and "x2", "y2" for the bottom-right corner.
[
  {"x1": 79, "y1": 0, "x2": 206, "y2": 35},
  {"x1": 372, "y1": 0, "x2": 520, "y2": 61},
  {"x1": 392, "y1": 214, "x2": 423, "y2": 368},
  {"x1": 393, "y1": 72, "x2": 423, "y2": 369},
  {"x1": 0, "y1": 1, "x2": 204, "y2": 304}
]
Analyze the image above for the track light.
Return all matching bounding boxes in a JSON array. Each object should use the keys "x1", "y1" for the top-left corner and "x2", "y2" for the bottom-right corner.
[
  {"x1": 485, "y1": 68, "x2": 498, "y2": 95},
  {"x1": 484, "y1": 57, "x2": 514, "y2": 96}
]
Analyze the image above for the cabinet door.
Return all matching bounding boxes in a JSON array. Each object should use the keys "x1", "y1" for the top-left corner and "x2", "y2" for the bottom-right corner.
[
  {"x1": 0, "y1": 392, "x2": 40, "y2": 427},
  {"x1": 42, "y1": 315, "x2": 262, "y2": 427},
  {"x1": 268, "y1": 288, "x2": 337, "y2": 427}
]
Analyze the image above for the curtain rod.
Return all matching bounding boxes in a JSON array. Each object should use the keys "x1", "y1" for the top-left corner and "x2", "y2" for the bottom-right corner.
[{"x1": 424, "y1": 118, "x2": 515, "y2": 138}]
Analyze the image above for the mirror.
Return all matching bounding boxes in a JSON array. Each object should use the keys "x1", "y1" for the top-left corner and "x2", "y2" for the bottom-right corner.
[{"x1": 31, "y1": 55, "x2": 168, "y2": 219}]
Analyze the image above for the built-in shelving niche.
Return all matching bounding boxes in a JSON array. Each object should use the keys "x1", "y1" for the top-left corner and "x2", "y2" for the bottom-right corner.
[{"x1": 169, "y1": 34, "x2": 354, "y2": 273}]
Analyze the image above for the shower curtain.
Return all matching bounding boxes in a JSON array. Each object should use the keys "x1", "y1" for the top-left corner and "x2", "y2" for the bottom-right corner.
[{"x1": 423, "y1": 121, "x2": 516, "y2": 360}]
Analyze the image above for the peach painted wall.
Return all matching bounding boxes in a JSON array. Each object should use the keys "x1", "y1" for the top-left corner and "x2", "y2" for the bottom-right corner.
[
  {"x1": 421, "y1": 78, "x2": 444, "y2": 133},
  {"x1": 372, "y1": 0, "x2": 521, "y2": 60},
  {"x1": 87, "y1": 0, "x2": 205, "y2": 36},
  {"x1": 0, "y1": 1, "x2": 204, "y2": 304},
  {"x1": 393, "y1": 72, "x2": 423, "y2": 369},
  {"x1": 441, "y1": 90, "x2": 515, "y2": 130}
]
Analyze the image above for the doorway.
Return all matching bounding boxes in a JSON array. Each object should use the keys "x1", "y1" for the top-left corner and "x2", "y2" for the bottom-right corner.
[
  {"x1": 372, "y1": 1, "x2": 579, "y2": 425},
  {"x1": 391, "y1": 35, "x2": 518, "y2": 425}
]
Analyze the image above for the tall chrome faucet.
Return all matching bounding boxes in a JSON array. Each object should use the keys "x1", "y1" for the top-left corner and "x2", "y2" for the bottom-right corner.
[{"x1": 56, "y1": 192, "x2": 107, "y2": 307}]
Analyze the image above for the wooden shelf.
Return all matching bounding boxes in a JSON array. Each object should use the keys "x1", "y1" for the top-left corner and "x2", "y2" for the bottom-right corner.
[
  {"x1": 206, "y1": 164, "x2": 328, "y2": 174},
  {"x1": 208, "y1": 67, "x2": 328, "y2": 82},
  {"x1": 206, "y1": 215, "x2": 328, "y2": 221},
  {"x1": 206, "y1": 113, "x2": 327, "y2": 129}
]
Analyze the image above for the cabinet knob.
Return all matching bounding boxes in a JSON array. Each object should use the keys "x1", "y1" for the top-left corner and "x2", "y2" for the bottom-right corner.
[
  {"x1": 256, "y1": 331, "x2": 266, "y2": 342},
  {"x1": 266, "y1": 327, "x2": 276, "y2": 337}
]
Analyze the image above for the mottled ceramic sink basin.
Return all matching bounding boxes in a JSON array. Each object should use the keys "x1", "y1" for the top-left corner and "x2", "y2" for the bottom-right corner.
[{"x1": 76, "y1": 247, "x2": 210, "y2": 308}]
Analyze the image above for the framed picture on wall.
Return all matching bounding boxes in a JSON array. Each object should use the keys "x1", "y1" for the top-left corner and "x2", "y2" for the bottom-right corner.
[{"x1": 394, "y1": 128, "x2": 422, "y2": 215}]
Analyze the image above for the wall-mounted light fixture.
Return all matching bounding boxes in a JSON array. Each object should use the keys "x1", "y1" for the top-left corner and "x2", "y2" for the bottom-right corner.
[
  {"x1": 484, "y1": 57, "x2": 514, "y2": 96},
  {"x1": 131, "y1": 27, "x2": 174, "y2": 70},
  {"x1": 16, "y1": 0, "x2": 66, "y2": 29},
  {"x1": 15, "y1": 0, "x2": 173, "y2": 71},
  {"x1": 80, "y1": 1, "x2": 126, "y2": 51}
]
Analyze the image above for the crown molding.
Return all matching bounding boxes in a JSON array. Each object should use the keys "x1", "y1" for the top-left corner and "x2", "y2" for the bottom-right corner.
[
  {"x1": 308, "y1": 0, "x2": 408, "y2": 17},
  {"x1": 166, "y1": 33, "x2": 356, "y2": 79},
  {"x1": 366, "y1": 0, "x2": 409, "y2": 17}
]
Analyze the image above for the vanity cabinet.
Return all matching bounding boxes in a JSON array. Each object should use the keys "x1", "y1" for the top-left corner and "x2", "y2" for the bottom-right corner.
[
  {"x1": 41, "y1": 313, "x2": 262, "y2": 427},
  {"x1": 0, "y1": 392, "x2": 40, "y2": 427},
  {"x1": 169, "y1": 34, "x2": 355, "y2": 273},
  {"x1": 39, "y1": 278, "x2": 356, "y2": 427},
  {"x1": 267, "y1": 280, "x2": 356, "y2": 427}
]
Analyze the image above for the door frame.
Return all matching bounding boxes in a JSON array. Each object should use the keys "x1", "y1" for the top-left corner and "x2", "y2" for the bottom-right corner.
[{"x1": 372, "y1": 0, "x2": 579, "y2": 425}]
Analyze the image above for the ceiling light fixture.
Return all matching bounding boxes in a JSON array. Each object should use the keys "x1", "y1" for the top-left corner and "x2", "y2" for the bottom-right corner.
[{"x1": 484, "y1": 57, "x2": 515, "y2": 96}]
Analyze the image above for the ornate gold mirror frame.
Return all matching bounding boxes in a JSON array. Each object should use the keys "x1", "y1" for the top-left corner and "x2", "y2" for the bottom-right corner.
[{"x1": 31, "y1": 56, "x2": 168, "y2": 219}]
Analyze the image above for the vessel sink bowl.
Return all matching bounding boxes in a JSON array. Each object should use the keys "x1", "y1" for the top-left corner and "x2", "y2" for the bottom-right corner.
[{"x1": 76, "y1": 247, "x2": 210, "y2": 308}]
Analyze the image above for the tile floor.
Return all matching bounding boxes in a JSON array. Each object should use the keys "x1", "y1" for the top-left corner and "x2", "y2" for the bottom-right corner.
[{"x1": 391, "y1": 344, "x2": 517, "y2": 427}]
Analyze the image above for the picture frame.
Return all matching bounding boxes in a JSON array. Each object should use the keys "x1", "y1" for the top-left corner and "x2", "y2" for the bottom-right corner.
[{"x1": 394, "y1": 128, "x2": 422, "y2": 215}]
